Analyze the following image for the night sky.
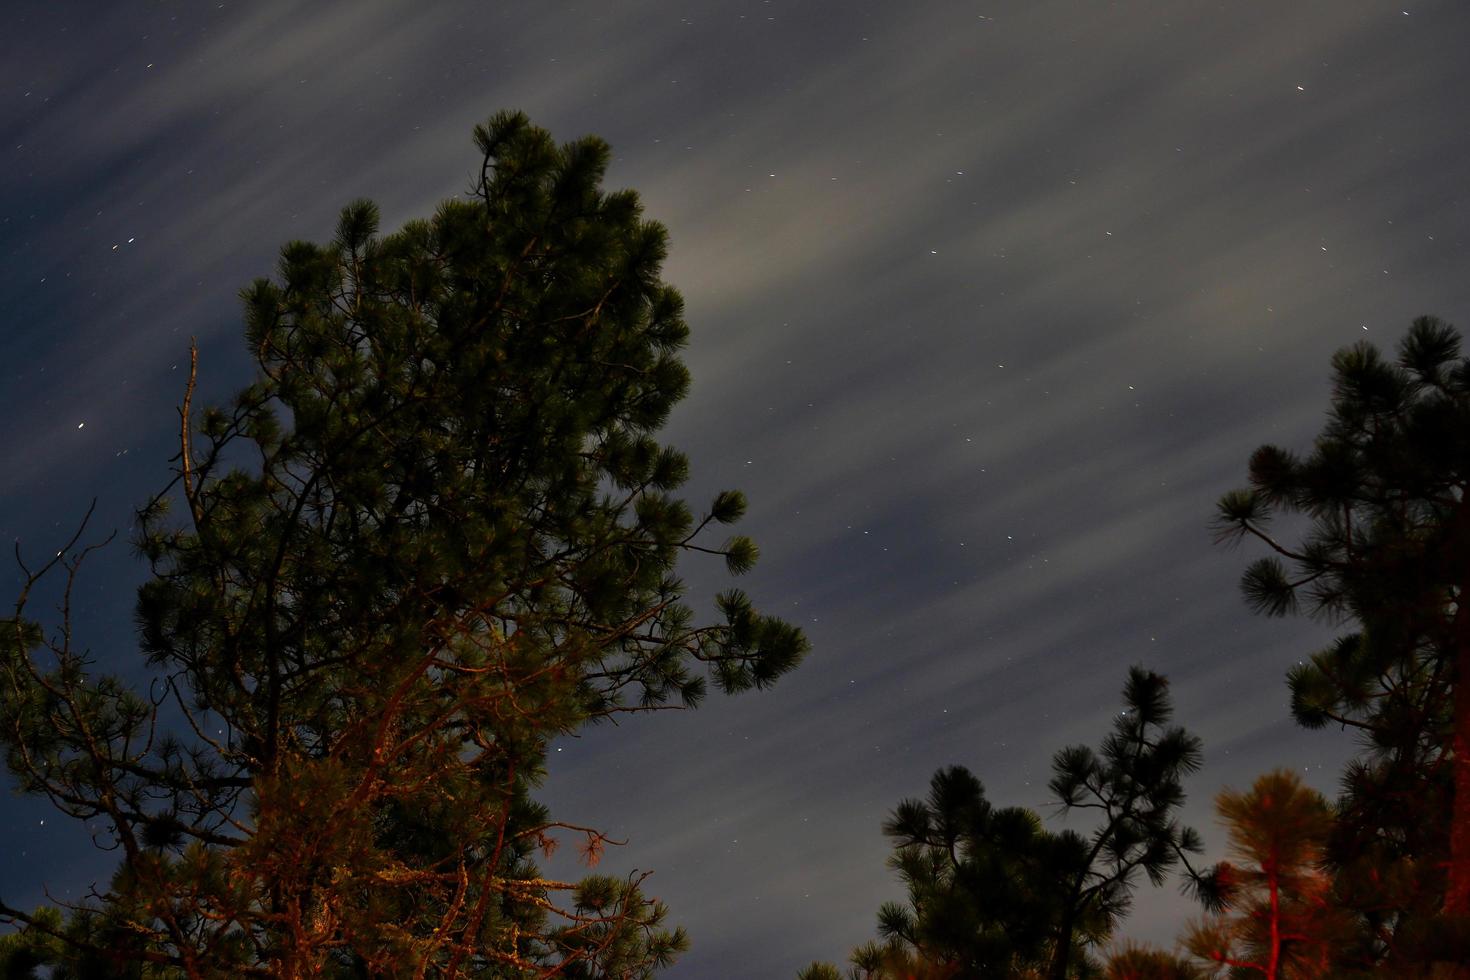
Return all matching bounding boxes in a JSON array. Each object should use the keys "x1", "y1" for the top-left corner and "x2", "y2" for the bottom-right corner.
[{"x1": 3, "y1": 2, "x2": 1469, "y2": 976}]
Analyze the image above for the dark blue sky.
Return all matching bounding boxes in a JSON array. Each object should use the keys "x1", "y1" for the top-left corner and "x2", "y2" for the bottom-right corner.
[{"x1": 3, "y1": 1, "x2": 1469, "y2": 975}]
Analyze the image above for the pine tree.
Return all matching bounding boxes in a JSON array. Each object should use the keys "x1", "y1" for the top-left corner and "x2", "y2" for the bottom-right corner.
[
  {"x1": 805, "y1": 668, "x2": 1205, "y2": 980},
  {"x1": 878, "y1": 765, "x2": 1061, "y2": 976},
  {"x1": 0, "y1": 111, "x2": 806, "y2": 978},
  {"x1": 1102, "y1": 942, "x2": 1203, "y2": 980},
  {"x1": 796, "y1": 945, "x2": 961, "y2": 980},
  {"x1": 1042, "y1": 668, "x2": 1208, "y2": 980},
  {"x1": 1213, "y1": 316, "x2": 1470, "y2": 955},
  {"x1": 1183, "y1": 770, "x2": 1343, "y2": 979}
]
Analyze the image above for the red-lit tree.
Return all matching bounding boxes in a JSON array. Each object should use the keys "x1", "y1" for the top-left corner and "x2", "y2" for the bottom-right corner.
[{"x1": 1184, "y1": 770, "x2": 1342, "y2": 979}]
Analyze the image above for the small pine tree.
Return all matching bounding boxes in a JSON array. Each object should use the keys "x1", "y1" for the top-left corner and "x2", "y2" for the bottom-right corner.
[
  {"x1": 806, "y1": 668, "x2": 1206, "y2": 980},
  {"x1": 1103, "y1": 941, "x2": 1203, "y2": 980},
  {"x1": 1183, "y1": 770, "x2": 1343, "y2": 979},
  {"x1": 1043, "y1": 667, "x2": 1208, "y2": 980}
]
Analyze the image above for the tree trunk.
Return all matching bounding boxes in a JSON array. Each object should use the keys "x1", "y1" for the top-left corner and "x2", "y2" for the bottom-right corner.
[
  {"x1": 1267, "y1": 851, "x2": 1281, "y2": 980},
  {"x1": 1448, "y1": 627, "x2": 1470, "y2": 918},
  {"x1": 1046, "y1": 905, "x2": 1074, "y2": 980}
]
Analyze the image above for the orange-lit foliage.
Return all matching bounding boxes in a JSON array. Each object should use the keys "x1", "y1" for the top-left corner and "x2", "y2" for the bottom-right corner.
[{"x1": 1185, "y1": 770, "x2": 1346, "y2": 979}]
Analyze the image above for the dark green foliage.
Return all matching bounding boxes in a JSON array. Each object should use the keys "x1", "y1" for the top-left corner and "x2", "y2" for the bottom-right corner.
[
  {"x1": 809, "y1": 669, "x2": 1204, "y2": 980},
  {"x1": 877, "y1": 766, "x2": 1060, "y2": 974},
  {"x1": 0, "y1": 904, "x2": 177, "y2": 980},
  {"x1": 0, "y1": 908, "x2": 68, "y2": 980},
  {"x1": 795, "y1": 965, "x2": 847, "y2": 980},
  {"x1": 1042, "y1": 668, "x2": 1207, "y2": 980},
  {"x1": 1213, "y1": 315, "x2": 1470, "y2": 966},
  {"x1": 1, "y1": 111, "x2": 804, "y2": 977}
]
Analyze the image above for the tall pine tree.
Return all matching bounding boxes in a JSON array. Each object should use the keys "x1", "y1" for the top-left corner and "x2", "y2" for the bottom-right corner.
[
  {"x1": 1214, "y1": 316, "x2": 1470, "y2": 959},
  {"x1": 0, "y1": 111, "x2": 806, "y2": 978}
]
